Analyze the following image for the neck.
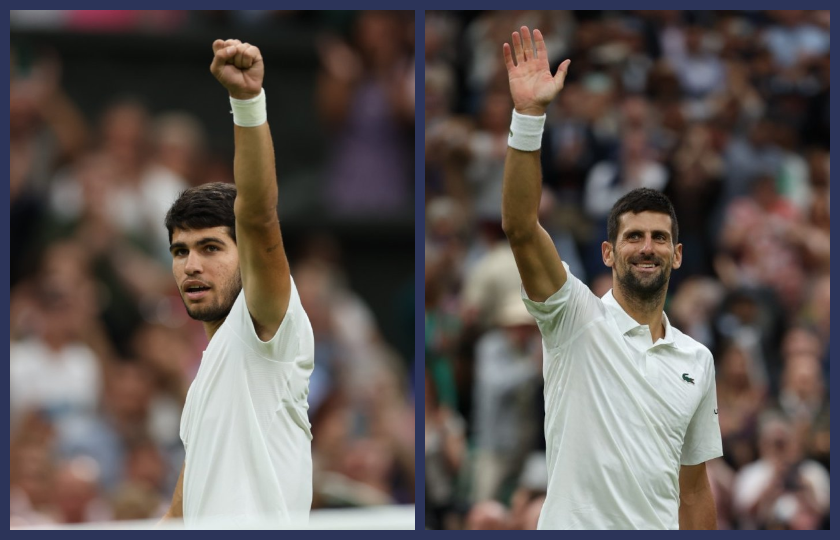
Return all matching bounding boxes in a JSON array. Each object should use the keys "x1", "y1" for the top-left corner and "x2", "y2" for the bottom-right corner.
[
  {"x1": 203, "y1": 319, "x2": 225, "y2": 342},
  {"x1": 612, "y1": 283, "x2": 667, "y2": 342}
]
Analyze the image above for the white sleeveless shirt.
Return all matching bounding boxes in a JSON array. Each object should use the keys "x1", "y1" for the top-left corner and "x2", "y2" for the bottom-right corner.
[{"x1": 180, "y1": 278, "x2": 314, "y2": 528}]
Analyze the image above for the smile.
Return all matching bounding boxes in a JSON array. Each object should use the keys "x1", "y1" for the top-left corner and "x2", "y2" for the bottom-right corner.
[{"x1": 631, "y1": 262, "x2": 660, "y2": 273}]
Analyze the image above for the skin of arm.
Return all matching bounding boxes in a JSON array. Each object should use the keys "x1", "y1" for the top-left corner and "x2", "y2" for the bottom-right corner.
[
  {"x1": 679, "y1": 462, "x2": 718, "y2": 530},
  {"x1": 210, "y1": 39, "x2": 291, "y2": 341},
  {"x1": 159, "y1": 462, "x2": 185, "y2": 523},
  {"x1": 501, "y1": 27, "x2": 571, "y2": 302}
]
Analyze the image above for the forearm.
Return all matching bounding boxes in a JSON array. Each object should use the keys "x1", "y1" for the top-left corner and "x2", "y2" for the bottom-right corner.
[
  {"x1": 160, "y1": 505, "x2": 181, "y2": 521},
  {"x1": 500, "y1": 125, "x2": 567, "y2": 302},
  {"x1": 498, "y1": 28, "x2": 570, "y2": 302},
  {"x1": 157, "y1": 505, "x2": 181, "y2": 528},
  {"x1": 679, "y1": 484, "x2": 717, "y2": 530},
  {"x1": 159, "y1": 462, "x2": 186, "y2": 523},
  {"x1": 500, "y1": 27, "x2": 569, "y2": 243},
  {"x1": 501, "y1": 145, "x2": 543, "y2": 244},
  {"x1": 233, "y1": 122, "x2": 279, "y2": 221}
]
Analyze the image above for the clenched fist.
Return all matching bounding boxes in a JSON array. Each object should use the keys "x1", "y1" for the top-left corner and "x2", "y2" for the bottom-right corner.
[{"x1": 210, "y1": 39, "x2": 264, "y2": 100}]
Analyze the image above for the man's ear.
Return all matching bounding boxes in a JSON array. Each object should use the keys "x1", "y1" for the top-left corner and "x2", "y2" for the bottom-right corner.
[
  {"x1": 602, "y1": 241, "x2": 614, "y2": 268},
  {"x1": 672, "y1": 243, "x2": 683, "y2": 270}
]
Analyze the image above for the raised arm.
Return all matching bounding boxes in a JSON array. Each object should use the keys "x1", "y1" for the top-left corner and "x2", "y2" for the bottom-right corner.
[
  {"x1": 501, "y1": 27, "x2": 570, "y2": 302},
  {"x1": 210, "y1": 39, "x2": 291, "y2": 341}
]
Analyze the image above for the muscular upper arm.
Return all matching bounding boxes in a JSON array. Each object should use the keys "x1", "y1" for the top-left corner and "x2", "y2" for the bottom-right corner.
[
  {"x1": 235, "y1": 198, "x2": 291, "y2": 341},
  {"x1": 508, "y1": 223, "x2": 567, "y2": 303},
  {"x1": 233, "y1": 123, "x2": 292, "y2": 341},
  {"x1": 501, "y1": 141, "x2": 566, "y2": 303}
]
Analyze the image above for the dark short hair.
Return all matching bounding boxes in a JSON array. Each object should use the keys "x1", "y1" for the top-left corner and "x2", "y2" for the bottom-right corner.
[
  {"x1": 607, "y1": 188, "x2": 679, "y2": 245},
  {"x1": 164, "y1": 182, "x2": 237, "y2": 244}
]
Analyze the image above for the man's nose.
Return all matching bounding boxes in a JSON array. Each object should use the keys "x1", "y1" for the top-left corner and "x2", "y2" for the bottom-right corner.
[
  {"x1": 184, "y1": 252, "x2": 202, "y2": 274},
  {"x1": 639, "y1": 234, "x2": 654, "y2": 254}
]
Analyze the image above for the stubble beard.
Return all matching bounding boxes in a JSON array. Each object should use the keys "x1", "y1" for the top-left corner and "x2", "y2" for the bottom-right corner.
[
  {"x1": 615, "y1": 255, "x2": 671, "y2": 305},
  {"x1": 183, "y1": 269, "x2": 242, "y2": 323}
]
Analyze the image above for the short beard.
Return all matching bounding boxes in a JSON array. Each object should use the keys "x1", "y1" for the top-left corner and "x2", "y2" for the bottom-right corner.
[
  {"x1": 183, "y1": 269, "x2": 242, "y2": 323},
  {"x1": 615, "y1": 255, "x2": 670, "y2": 306}
]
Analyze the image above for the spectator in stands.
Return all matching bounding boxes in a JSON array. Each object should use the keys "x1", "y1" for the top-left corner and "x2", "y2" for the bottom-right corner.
[
  {"x1": 732, "y1": 413, "x2": 829, "y2": 529},
  {"x1": 319, "y1": 10, "x2": 413, "y2": 217},
  {"x1": 425, "y1": 370, "x2": 466, "y2": 530},
  {"x1": 716, "y1": 341, "x2": 767, "y2": 470},
  {"x1": 471, "y1": 296, "x2": 541, "y2": 503}
]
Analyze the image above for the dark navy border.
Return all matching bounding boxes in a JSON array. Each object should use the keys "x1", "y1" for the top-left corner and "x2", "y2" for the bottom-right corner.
[
  {"x1": 828, "y1": 4, "x2": 836, "y2": 534},
  {"x1": 6, "y1": 5, "x2": 836, "y2": 536},
  {"x1": 3, "y1": 3, "x2": 12, "y2": 532}
]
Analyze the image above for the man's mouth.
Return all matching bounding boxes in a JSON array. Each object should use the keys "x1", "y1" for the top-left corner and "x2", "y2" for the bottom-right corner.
[
  {"x1": 631, "y1": 261, "x2": 660, "y2": 273},
  {"x1": 184, "y1": 283, "x2": 211, "y2": 301}
]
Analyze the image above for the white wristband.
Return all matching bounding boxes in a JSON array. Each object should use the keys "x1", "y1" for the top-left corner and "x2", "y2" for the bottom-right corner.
[
  {"x1": 230, "y1": 88, "x2": 267, "y2": 127},
  {"x1": 508, "y1": 109, "x2": 546, "y2": 152}
]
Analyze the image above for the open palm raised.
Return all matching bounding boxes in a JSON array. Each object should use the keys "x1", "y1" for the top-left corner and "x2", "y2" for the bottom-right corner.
[{"x1": 503, "y1": 27, "x2": 571, "y2": 117}]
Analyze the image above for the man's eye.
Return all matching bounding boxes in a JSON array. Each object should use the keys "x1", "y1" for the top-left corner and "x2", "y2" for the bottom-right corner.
[
  {"x1": 175, "y1": 249, "x2": 188, "y2": 257},
  {"x1": 206, "y1": 245, "x2": 219, "y2": 252}
]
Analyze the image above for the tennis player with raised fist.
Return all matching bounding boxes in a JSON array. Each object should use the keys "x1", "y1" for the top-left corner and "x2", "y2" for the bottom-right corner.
[{"x1": 159, "y1": 39, "x2": 314, "y2": 529}]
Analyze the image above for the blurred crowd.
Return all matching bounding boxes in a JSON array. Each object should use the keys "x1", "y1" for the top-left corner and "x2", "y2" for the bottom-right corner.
[
  {"x1": 425, "y1": 10, "x2": 829, "y2": 530},
  {"x1": 10, "y1": 10, "x2": 414, "y2": 527}
]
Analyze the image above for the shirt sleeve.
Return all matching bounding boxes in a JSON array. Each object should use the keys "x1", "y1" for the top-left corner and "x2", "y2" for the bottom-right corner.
[
  {"x1": 520, "y1": 262, "x2": 604, "y2": 351},
  {"x1": 680, "y1": 351, "x2": 723, "y2": 465},
  {"x1": 229, "y1": 278, "x2": 314, "y2": 367}
]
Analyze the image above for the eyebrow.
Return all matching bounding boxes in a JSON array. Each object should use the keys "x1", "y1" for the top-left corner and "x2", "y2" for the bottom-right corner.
[{"x1": 169, "y1": 236, "x2": 227, "y2": 253}]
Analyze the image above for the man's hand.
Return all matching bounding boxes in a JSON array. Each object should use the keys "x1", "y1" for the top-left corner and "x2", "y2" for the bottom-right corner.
[
  {"x1": 503, "y1": 27, "x2": 570, "y2": 116},
  {"x1": 210, "y1": 39, "x2": 264, "y2": 100}
]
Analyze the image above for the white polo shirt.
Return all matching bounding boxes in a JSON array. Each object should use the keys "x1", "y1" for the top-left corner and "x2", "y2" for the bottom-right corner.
[
  {"x1": 180, "y1": 278, "x2": 314, "y2": 529},
  {"x1": 522, "y1": 263, "x2": 722, "y2": 530}
]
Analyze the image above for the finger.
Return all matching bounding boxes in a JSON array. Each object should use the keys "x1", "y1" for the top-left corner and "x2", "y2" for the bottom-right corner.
[
  {"x1": 224, "y1": 39, "x2": 242, "y2": 49},
  {"x1": 234, "y1": 43, "x2": 249, "y2": 68},
  {"x1": 553, "y1": 59, "x2": 571, "y2": 88},
  {"x1": 521, "y1": 26, "x2": 533, "y2": 61},
  {"x1": 534, "y1": 29, "x2": 547, "y2": 60},
  {"x1": 242, "y1": 44, "x2": 261, "y2": 69},
  {"x1": 215, "y1": 45, "x2": 238, "y2": 61},
  {"x1": 212, "y1": 39, "x2": 227, "y2": 54},
  {"x1": 503, "y1": 43, "x2": 515, "y2": 72},
  {"x1": 210, "y1": 47, "x2": 232, "y2": 76},
  {"x1": 241, "y1": 45, "x2": 254, "y2": 69},
  {"x1": 511, "y1": 31, "x2": 524, "y2": 65}
]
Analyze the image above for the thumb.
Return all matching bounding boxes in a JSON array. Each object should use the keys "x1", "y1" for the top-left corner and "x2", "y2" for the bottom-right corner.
[{"x1": 553, "y1": 59, "x2": 571, "y2": 88}]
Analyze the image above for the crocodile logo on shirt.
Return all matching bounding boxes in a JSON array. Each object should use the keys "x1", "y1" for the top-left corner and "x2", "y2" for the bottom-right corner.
[{"x1": 682, "y1": 373, "x2": 695, "y2": 384}]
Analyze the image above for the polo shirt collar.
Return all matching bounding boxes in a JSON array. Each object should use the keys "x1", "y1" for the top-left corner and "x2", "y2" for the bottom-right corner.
[{"x1": 601, "y1": 289, "x2": 675, "y2": 346}]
